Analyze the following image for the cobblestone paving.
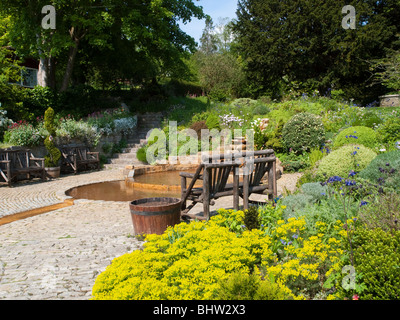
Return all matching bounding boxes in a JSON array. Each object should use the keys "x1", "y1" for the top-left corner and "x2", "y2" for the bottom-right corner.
[
  {"x1": 0, "y1": 200, "x2": 143, "y2": 300},
  {"x1": 0, "y1": 168, "x2": 301, "y2": 300},
  {"x1": 0, "y1": 169, "x2": 124, "y2": 218}
]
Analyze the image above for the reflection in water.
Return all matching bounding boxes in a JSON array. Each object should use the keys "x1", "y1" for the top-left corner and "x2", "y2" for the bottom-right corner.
[
  {"x1": 133, "y1": 170, "x2": 198, "y2": 186},
  {"x1": 67, "y1": 170, "x2": 240, "y2": 202},
  {"x1": 67, "y1": 180, "x2": 181, "y2": 202}
]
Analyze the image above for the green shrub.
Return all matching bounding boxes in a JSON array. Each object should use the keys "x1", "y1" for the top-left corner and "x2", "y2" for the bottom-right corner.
[
  {"x1": 43, "y1": 107, "x2": 61, "y2": 167},
  {"x1": 281, "y1": 194, "x2": 314, "y2": 215},
  {"x1": 359, "y1": 193, "x2": 400, "y2": 232},
  {"x1": 377, "y1": 117, "x2": 400, "y2": 144},
  {"x1": 190, "y1": 112, "x2": 210, "y2": 125},
  {"x1": 243, "y1": 206, "x2": 261, "y2": 231},
  {"x1": 300, "y1": 182, "x2": 328, "y2": 201},
  {"x1": 334, "y1": 228, "x2": 400, "y2": 300},
  {"x1": 282, "y1": 112, "x2": 325, "y2": 154},
  {"x1": 317, "y1": 144, "x2": 377, "y2": 178},
  {"x1": 333, "y1": 126, "x2": 379, "y2": 149},
  {"x1": 280, "y1": 153, "x2": 310, "y2": 173},
  {"x1": 23, "y1": 86, "x2": 58, "y2": 118},
  {"x1": 216, "y1": 272, "x2": 291, "y2": 300},
  {"x1": 263, "y1": 120, "x2": 285, "y2": 153},
  {"x1": 56, "y1": 117, "x2": 101, "y2": 147},
  {"x1": 206, "y1": 113, "x2": 221, "y2": 130},
  {"x1": 136, "y1": 146, "x2": 148, "y2": 163},
  {"x1": 252, "y1": 104, "x2": 270, "y2": 115},
  {"x1": 309, "y1": 147, "x2": 325, "y2": 167},
  {"x1": 352, "y1": 111, "x2": 383, "y2": 128},
  {"x1": 358, "y1": 150, "x2": 400, "y2": 190}
]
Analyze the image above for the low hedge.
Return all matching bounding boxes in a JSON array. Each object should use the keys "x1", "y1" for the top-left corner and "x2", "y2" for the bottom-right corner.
[{"x1": 317, "y1": 144, "x2": 377, "y2": 178}]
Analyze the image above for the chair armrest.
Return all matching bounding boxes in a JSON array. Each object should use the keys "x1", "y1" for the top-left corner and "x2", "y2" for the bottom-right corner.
[
  {"x1": 179, "y1": 172, "x2": 203, "y2": 180},
  {"x1": 0, "y1": 160, "x2": 11, "y2": 163},
  {"x1": 87, "y1": 152, "x2": 99, "y2": 160}
]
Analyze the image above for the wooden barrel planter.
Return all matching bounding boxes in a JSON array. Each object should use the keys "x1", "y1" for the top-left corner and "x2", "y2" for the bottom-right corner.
[
  {"x1": 45, "y1": 166, "x2": 61, "y2": 178},
  {"x1": 130, "y1": 197, "x2": 182, "y2": 235}
]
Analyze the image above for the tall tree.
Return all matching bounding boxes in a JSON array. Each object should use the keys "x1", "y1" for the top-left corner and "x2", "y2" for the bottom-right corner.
[
  {"x1": 234, "y1": 0, "x2": 400, "y2": 102},
  {"x1": 199, "y1": 16, "x2": 218, "y2": 55},
  {"x1": 0, "y1": 0, "x2": 205, "y2": 92}
]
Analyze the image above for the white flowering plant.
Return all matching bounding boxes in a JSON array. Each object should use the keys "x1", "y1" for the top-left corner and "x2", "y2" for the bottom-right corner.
[{"x1": 0, "y1": 109, "x2": 13, "y2": 141}]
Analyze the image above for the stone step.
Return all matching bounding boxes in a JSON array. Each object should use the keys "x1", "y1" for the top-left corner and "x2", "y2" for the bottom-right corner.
[
  {"x1": 113, "y1": 153, "x2": 138, "y2": 160},
  {"x1": 109, "y1": 158, "x2": 146, "y2": 165}
]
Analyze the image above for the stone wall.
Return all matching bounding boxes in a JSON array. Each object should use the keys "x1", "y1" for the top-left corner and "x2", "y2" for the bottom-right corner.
[{"x1": 379, "y1": 94, "x2": 400, "y2": 107}]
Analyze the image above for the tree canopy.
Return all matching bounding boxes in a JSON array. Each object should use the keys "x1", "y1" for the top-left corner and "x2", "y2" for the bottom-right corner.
[
  {"x1": 0, "y1": 0, "x2": 205, "y2": 91},
  {"x1": 234, "y1": 0, "x2": 400, "y2": 103}
]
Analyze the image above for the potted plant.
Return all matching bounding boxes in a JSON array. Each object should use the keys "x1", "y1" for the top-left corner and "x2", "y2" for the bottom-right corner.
[{"x1": 44, "y1": 107, "x2": 61, "y2": 178}]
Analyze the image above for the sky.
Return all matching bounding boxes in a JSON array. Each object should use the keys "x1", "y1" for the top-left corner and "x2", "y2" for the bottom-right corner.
[{"x1": 179, "y1": 0, "x2": 239, "y2": 45}]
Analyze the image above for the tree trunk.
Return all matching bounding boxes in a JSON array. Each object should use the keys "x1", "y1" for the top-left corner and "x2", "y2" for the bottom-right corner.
[
  {"x1": 60, "y1": 39, "x2": 79, "y2": 92},
  {"x1": 48, "y1": 57, "x2": 56, "y2": 89},
  {"x1": 38, "y1": 56, "x2": 56, "y2": 89},
  {"x1": 37, "y1": 56, "x2": 48, "y2": 87}
]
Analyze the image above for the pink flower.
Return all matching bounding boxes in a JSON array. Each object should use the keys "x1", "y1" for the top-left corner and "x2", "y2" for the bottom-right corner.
[{"x1": 352, "y1": 294, "x2": 359, "y2": 300}]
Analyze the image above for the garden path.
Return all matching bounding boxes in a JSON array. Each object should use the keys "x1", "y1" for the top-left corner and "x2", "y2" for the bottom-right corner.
[{"x1": 0, "y1": 170, "x2": 301, "y2": 300}]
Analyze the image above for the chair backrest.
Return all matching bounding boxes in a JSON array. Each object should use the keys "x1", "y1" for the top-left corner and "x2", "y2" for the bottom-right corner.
[
  {"x1": 202, "y1": 149, "x2": 276, "y2": 188},
  {"x1": 203, "y1": 162, "x2": 239, "y2": 196},
  {"x1": 10, "y1": 150, "x2": 31, "y2": 169},
  {"x1": 0, "y1": 151, "x2": 10, "y2": 172},
  {"x1": 245, "y1": 150, "x2": 276, "y2": 188},
  {"x1": 77, "y1": 146, "x2": 90, "y2": 160}
]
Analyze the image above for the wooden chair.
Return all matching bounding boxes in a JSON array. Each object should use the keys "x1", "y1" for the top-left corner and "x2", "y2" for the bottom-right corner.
[
  {"x1": 223, "y1": 150, "x2": 277, "y2": 210},
  {"x1": 0, "y1": 149, "x2": 45, "y2": 187},
  {"x1": 60, "y1": 145, "x2": 100, "y2": 174},
  {"x1": 180, "y1": 155, "x2": 241, "y2": 221},
  {"x1": 180, "y1": 150, "x2": 277, "y2": 220}
]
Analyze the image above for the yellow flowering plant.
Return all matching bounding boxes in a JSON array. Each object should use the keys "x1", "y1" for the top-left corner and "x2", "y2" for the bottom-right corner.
[
  {"x1": 92, "y1": 218, "x2": 277, "y2": 300},
  {"x1": 92, "y1": 206, "x2": 348, "y2": 301},
  {"x1": 262, "y1": 217, "x2": 345, "y2": 299}
]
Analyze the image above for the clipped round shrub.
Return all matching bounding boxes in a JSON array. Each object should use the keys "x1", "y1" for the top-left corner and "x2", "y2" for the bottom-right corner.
[
  {"x1": 333, "y1": 126, "x2": 378, "y2": 149},
  {"x1": 282, "y1": 112, "x2": 325, "y2": 154},
  {"x1": 317, "y1": 144, "x2": 377, "y2": 178},
  {"x1": 358, "y1": 150, "x2": 400, "y2": 190}
]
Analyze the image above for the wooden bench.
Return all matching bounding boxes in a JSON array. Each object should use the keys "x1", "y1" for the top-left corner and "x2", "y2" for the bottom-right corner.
[
  {"x1": 60, "y1": 145, "x2": 100, "y2": 174},
  {"x1": 0, "y1": 149, "x2": 45, "y2": 187},
  {"x1": 180, "y1": 150, "x2": 277, "y2": 220}
]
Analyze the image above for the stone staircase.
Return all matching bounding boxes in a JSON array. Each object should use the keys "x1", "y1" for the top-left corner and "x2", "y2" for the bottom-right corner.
[{"x1": 105, "y1": 112, "x2": 163, "y2": 171}]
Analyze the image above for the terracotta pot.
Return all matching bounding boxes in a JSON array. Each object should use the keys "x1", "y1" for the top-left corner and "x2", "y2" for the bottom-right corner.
[
  {"x1": 130, "y1": 197, "x2": 182, "y2": 235},
  {"x1": 45, "y1": 166, "x2": 61, "y2": 178}
]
